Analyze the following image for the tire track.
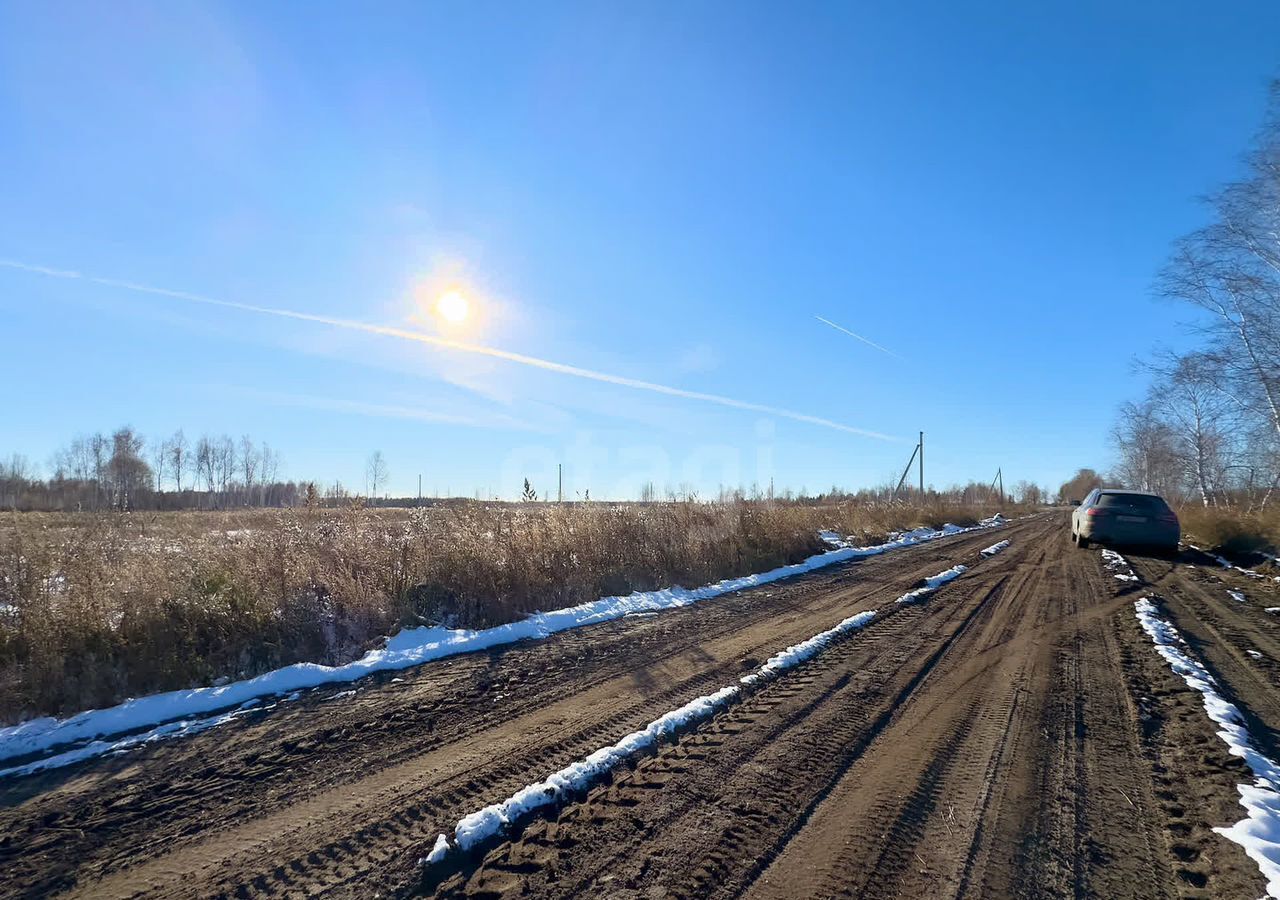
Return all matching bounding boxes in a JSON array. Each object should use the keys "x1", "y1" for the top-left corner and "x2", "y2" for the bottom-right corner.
[
  {"x1": 427, "y1": 519, "x2": 1061, "y2": 898},
  {"x1": 751, "y1": 527, "x2": 1055, "y2": 900},
  {"x1": 1129, "y1": 552, "x2": 1280, "y2": 760}
]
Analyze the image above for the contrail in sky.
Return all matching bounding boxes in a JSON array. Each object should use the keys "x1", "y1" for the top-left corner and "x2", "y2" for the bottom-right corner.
[
  {"x1": 815, "y1": 315, "x2": 902, "y2": 360},
  {"x1": 1, "y1": 259, "x2": 898, "y2": 441}
]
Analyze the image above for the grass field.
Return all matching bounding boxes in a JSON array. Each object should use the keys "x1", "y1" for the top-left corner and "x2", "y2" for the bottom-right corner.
[
  {"x1": 1177, "y1": 505, "x2": 1280, "y2": 561},
  {"x1": 0, "y1": 498, "x2": 1003, "y2": 723}
]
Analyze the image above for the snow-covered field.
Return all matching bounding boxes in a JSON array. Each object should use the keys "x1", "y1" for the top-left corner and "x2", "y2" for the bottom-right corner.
[
  {"x1": 0, "y1": 517, "x2": 1006, "y2": 775},
  {"x1": 1134, "y1": 598, "x2": 1280, "y2": 898}
]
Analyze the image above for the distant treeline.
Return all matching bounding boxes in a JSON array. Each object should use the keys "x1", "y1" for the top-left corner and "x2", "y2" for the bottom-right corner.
[
  {"x1": 0, "y1": 427, "x2": 305, "y2": 511},
  {"x1": 1, "y1": 426, "x2": 1055, "y2": 512}
]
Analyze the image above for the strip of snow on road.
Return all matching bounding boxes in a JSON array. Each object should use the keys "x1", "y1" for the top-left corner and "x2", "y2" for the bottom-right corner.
[
  {"x1": 426, "y1": 608, "x2": 880, "y2": 864},
  {"x1": 981, "y1": 540, "x2": 1010, "y2": 557},
  {"x1": 424, "y1": 560, "x2": 980, "y2": 866},
  {"x1": 0, "y1": 518, "x2": 1006, "y2": 774},
  {"x1": 1133, "y1": 598, "x2": 1280, "y2": 898},
  {"x1": 894, "y1": 565, "x2": 968, "y2": 605}
]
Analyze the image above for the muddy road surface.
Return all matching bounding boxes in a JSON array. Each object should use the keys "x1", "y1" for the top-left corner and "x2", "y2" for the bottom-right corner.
[{"x1": 1, "y1": 513, "x2": 1274, "y2": 899}]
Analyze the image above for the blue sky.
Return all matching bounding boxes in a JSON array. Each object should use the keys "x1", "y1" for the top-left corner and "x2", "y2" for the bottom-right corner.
[{"x1": 2, "y1": 1, "x2": 1278, "y2": 499}]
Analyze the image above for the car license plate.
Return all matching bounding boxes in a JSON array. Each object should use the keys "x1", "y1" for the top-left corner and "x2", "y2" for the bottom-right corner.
[{"x1": 1118, "y1": 515, "x2": 1147, "y2": 523}]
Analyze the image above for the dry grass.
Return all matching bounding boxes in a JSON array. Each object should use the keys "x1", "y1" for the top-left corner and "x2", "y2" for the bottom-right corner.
[
  {"x1": 1177, "y1": 505, "x2": 1280, "y2": 558},
  {"x1": 0, "y1": 499, "x2": 998, "y2": 723}
]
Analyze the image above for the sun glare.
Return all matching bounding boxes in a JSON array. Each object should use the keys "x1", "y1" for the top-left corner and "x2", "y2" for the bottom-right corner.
[{"x1": 436, "y1": 290, "x2": 470, "y2": 324}]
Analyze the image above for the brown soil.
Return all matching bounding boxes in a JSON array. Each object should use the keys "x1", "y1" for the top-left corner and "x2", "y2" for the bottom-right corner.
[{"x1": 0, "y1": 514, "x2": 1271, "y2": 899}]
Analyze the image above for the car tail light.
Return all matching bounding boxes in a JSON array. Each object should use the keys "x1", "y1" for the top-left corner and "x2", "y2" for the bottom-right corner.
[
  {"x1": 1160, "y1": 512, "x2": 1178, "y2": 524},
  {"x1": 1085, "y1": 508, "x2": 1109, "y2": 517}
]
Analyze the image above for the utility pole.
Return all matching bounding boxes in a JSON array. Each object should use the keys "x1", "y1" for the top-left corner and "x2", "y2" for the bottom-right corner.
[
  {"x1": 558, "y1": 464, "x2": 563, "y2": 503},
  {"x1": 892, "y1": 432, "x2": 923, "y2": 502},
  {"x1": 919, "y1": 431, "x2": 924, "y2": 496},
  {"x1": 417, "y1": 474, "x2": 422, "y2": 505}
]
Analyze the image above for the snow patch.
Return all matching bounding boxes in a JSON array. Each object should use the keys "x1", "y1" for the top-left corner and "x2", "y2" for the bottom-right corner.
[
  {"x1": 0, "y1": 519, "x2": 1004, "y2": 774},
  {"x1": 1230, "y1": 590, "x2": 1248, "y2": 604},
  {"x1": 0, "y1": 700, "x2": 278, "y2": 779},
  {"x1": 1133, "y1": 598, "x2": 1280, "y2": 897},
  {"x1": 1188, "y1": 544, "x2": 1265, "y2": 579},
  {"x1": 1101, "y1": 549, "x2": 1140, "y2": 582},
  {"x1": 980, "y1": 540, "x2": 1010, "y2": 557},
  {"x1": 423, "y1": 607, "x2": 882, "y2": 864},
  {"x1": 424, "y1": 833, "x2": 450, "y2": 865},
  {"x1": 1248, "y1": 650, "x2": 1265, "y2": 660},
  {"x1": 894, "y1": 566, "x2": 968, "y2": 605},
  {"x1": 1217, "y1": 555, "x2": 1264, "y2": 579},
  {"x1": 818, "y1": 530, "x2": 844, "y2": 547}
]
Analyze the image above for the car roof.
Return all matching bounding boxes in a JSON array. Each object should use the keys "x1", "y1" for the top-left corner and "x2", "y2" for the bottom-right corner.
[{"x1": 1097, "y1": 489, "x2": 1162, "y2": 498}]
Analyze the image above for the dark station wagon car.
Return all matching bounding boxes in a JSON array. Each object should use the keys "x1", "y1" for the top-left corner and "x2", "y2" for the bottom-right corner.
[{"x1": 1070, "y1": 489, "x2": 1180, "y2": 554}]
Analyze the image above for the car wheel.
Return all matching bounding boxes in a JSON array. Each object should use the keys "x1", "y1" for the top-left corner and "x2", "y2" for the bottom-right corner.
[{"x1": 1077, "y1": 534, "x2": 1090, "y2": 549}]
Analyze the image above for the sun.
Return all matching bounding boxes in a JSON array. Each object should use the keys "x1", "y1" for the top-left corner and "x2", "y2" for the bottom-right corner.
[{"x1": 436, "y1": 290, "x2": 470, "y2": 324}]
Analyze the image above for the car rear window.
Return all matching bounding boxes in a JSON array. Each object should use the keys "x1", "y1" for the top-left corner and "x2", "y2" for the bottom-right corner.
[{"x1": 1097, "y1": 493, "x2": 1166, "y2": 511}]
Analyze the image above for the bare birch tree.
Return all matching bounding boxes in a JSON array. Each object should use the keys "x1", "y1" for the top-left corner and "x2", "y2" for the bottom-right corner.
[
  {"x1": 196, "y1": 436, "x2": 216, "y2": 496},
  {"x1": 366, "y1": 451, "x2": 388, "y2": 499},
  {"x1": 169, "y1": 429, "x2": 189, "y2": 492},
  {"x1": 1149, "y1": 82, "x2": 1280, "y2": 507},
  {"x1": 240, "y1": 435, "x2": 258, "y2": 501},
  {"x1": 151, "y1": 437, "x2": 167, "y2": 493}
]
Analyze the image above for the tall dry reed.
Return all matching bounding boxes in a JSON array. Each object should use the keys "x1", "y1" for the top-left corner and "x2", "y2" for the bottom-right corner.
[{"x1": 0, "y1": 499, "x2": 994, "y2": 722}]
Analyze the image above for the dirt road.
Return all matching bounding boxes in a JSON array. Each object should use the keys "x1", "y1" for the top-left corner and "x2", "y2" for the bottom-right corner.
[{"x1": 1, "y1": 513, "x2": 1274, "y2": 899}]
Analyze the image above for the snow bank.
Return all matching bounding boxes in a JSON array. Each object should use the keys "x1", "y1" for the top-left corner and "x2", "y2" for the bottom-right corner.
[
  {"x1": 1134, "y1": 598, "x2": 1280, "y2": 898},
  {"x1": 980, "y1": 540, "x2": 1010, "y2": 557},
  {"x1": 894, "y1": 565, "x2": 968, "y2": 605},
  {"x1": 423, "y1": 607, "x2": 881, "y2": 866},
  {"x1": 0, "y1": 693, "x2": 301, "y2": 779},
  {"x1": 0, "y1": 519, "x2": 1003, "y2": 773},
  {"x1": 1101, "y1": 549, "x2": 1140, "y2": 583}
]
